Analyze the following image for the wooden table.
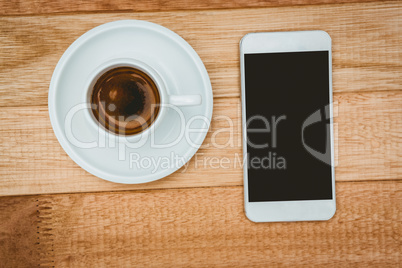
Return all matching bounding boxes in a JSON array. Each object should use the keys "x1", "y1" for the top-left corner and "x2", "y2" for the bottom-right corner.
[{"x1": 0, "y1": 0, "x2": 401, "y2": 266}]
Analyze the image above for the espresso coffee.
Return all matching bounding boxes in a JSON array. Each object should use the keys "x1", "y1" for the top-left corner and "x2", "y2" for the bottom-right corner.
[{"x1": 91, "y1": 67, "x2": 160, "y2": 135}]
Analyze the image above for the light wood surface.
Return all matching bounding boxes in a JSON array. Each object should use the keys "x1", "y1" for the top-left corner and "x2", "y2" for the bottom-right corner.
[
  {"x1": 0, "y1": 0, "x2": 401, "y2": 266},
  {"x1": 0, "y1": 181, "x2": 401, "y2": 266},
  {"x1": 0, "y1": 91, "x2": 401, "y2": 196},
  {"x1": 1, "y1": 2, "x2": 401, "y2": 107},
  {"x1": 0, "y1": 1, "x2": 401, "y2": 196}
]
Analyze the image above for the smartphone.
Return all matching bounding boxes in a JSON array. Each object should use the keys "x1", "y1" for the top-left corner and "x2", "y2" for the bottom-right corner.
[{"x1": 240, "y1": 31, "x2": 336, "y2": 222}]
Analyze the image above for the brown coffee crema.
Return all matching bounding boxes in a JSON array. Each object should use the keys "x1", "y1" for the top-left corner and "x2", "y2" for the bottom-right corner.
[{"x1": 91, "y1": 67, "x2": 160, "y2": 135}]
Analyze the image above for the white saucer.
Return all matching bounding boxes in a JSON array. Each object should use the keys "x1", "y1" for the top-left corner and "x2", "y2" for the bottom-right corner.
[{"x1": 48, "y1": 20, "x2": 213, "y2": 184}]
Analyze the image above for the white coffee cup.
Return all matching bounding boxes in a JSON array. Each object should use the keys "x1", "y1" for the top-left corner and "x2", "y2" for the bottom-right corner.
[{"x1": 83, "y1": 57, "x2": 201, "y2": 142}]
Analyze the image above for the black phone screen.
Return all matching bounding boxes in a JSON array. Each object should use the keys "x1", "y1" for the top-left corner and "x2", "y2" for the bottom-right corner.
[{"x1": 244, "y1": 51, "x2": 333, "y2": 202}]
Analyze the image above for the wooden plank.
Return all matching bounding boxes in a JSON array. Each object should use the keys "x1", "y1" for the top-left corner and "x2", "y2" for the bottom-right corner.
[
  {"x1": 0, "y1": 196, "x2": 39, "y2": 267},
  {"x1": 335, "y1": 91, "x2": 402, "y2": 181},
  {"x1": 0, "y1": 2, "x2": 401, "y2": 107},
  {"x1": 0, "y1": 0, "x2": 384, "y2": 16},
  {"x1": 0, "y1": 181, "x2": 400, "y2": 266},
  {"x1": 0, "y1": 91, "x2": 400, "y2": 196}
]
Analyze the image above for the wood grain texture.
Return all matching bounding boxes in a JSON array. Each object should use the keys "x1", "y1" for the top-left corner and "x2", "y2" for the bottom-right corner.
[
  {"x1": 0, "y1": 181, "x2": 400, "y2": 267},
  {"x1": 0, "y1": 0, "x2": 385, "y2": 16},
  {"x1": 0, "y1": 196, "x2": 39, "y2": 267},
  {"x1": 0, "y1": 2, "x2": 401, "y2": 107},
  {"x1": 0, "y1": 1, "x2": 400, "y2": 266},
  {"x1": 0, "y1": 91, "x2": 400, "y2": 196}
]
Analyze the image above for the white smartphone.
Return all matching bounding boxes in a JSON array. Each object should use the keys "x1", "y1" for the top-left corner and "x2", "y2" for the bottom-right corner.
[{"x1": 240, "y1": 31, "x2": 336, "y2": 222}]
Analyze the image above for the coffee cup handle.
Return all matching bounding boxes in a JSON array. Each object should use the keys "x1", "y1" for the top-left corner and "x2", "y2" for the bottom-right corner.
[{"x1": 168, "y1": 95, "x2": 202, "y2": 106}]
